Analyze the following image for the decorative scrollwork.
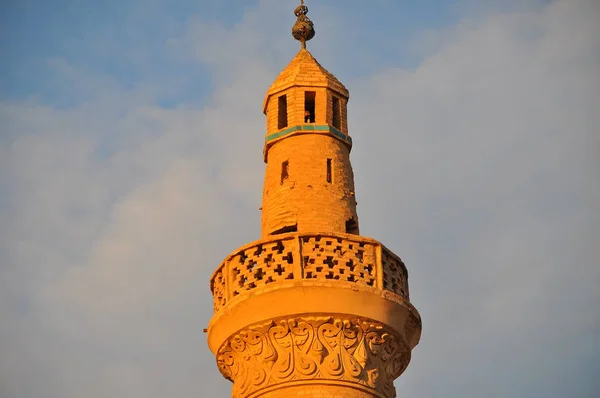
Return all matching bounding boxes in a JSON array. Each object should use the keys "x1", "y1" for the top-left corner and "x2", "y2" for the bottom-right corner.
[{"x1": 216, "y1": 316, "x2": 413, "y2": 398}]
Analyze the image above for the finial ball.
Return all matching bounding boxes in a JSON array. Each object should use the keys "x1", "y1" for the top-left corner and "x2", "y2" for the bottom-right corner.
[
  {"x1": 292, "y1": 2, "x2": 315, "y2": 47},
  {"x1": 294, "y1": 5, "x2": 308, "y2": 17}
]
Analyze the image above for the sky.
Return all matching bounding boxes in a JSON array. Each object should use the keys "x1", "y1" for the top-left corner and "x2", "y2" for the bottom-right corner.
[{"x1": 0, "y1": 0, "x2": 599, "y2": 397}]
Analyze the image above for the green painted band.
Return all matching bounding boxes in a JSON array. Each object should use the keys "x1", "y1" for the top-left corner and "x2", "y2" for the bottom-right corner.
[{"x1": 265, "y1": 125, "x2": 352, "y2": 145}]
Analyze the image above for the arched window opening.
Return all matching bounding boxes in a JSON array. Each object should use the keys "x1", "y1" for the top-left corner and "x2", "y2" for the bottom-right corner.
[
  {"x1": 272, "y1": 224, "x2": 298, "y2": 235},
  {"x1": 281, "y1": 160, "x2": 289, "y2": 184},
  {"x1": 304, "y1": 91, "x2": 316, "y2": 123},
  {"x1": 278, "y1": 95, "x2": 288, "y2": 129},
  {"x1": 332, "y1": 96, "x2": 341, "y2": 129},
  {"x1": 346, "y1": 218, "x2": 359, "y2": 234}
]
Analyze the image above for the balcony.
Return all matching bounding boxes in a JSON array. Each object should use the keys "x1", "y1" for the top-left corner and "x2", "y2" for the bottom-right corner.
[{"x1": 210, "y1": 232, "x2": 409, "y2": 313}]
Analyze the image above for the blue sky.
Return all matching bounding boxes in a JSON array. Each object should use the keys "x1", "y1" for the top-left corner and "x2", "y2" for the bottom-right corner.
[
  {"x1": 1, "y1": 0, "x2": 474, "y2": 105},
  {"x1": 1, "y1": 1, "x2": 599, "y2": 397}
]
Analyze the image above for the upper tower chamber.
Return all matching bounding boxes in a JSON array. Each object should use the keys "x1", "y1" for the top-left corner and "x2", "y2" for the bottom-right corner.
[
  {"x1": 261, "y1": 48, "x2": 358, "y2": 237},
  {"x1": 207, "y1": 3, "x2": 422, "y2": 397}
]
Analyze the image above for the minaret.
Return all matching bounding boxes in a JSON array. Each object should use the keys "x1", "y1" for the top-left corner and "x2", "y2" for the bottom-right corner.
[{"x1": 207, "y1": 2, "x2": 422, "y2": 397}]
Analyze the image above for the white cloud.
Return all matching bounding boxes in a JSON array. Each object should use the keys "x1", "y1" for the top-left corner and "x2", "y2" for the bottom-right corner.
[
  {"x1": 1, "y1": 0, "x2": 598, "y2": 397},
  {"x1": 349, "y1": 1, "x2": 599, "y2": 395}
]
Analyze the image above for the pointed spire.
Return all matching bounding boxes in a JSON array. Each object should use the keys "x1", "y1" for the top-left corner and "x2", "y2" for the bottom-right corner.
[{"x1": 292, "y1": 0, "x2": 315, "y2": 49}]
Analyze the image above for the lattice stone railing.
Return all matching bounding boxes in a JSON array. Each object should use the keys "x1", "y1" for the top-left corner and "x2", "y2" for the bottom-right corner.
[{"x1": 210, "y1": 233, "x2": 409, "y2": 313}]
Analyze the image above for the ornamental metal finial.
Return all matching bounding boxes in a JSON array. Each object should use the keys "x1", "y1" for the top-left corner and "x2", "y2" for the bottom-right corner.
[{"x1": 292, "y1": 0, "x2": 315, "y2": 49}]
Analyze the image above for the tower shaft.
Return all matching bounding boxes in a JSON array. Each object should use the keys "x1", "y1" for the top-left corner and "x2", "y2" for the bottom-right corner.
[
  {"x1": 262, "y1": 133, "x2": 358, "y2": 236},
  {"x1": 207, "y1": 3, "x2": 421, "y2": 397}
]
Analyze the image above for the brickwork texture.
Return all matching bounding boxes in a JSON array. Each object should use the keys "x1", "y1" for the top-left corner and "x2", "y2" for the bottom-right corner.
[{"x1": 207, "y1": 45, "x2": 421, "y2": 398}]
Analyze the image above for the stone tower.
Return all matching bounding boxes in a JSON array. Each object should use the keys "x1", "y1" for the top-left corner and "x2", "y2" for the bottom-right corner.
[{"x1": 207, "y1": 2, "x2": 421, "y2": 397}]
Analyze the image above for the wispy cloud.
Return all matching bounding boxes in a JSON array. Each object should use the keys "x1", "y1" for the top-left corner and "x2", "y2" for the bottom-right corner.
[{"x1": 1, "y1": 0, "x2": 598, "y2": 397}]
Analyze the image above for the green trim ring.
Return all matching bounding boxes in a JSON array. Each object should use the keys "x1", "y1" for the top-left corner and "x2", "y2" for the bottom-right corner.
[{"x1": 265, "y1": 124, "x2": 352, "y2": 145}]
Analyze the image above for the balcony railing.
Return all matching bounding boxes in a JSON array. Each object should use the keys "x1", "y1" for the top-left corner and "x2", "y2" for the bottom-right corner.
[{"x1": 210, "y1": 232, "x2": 409, "y2": 313}]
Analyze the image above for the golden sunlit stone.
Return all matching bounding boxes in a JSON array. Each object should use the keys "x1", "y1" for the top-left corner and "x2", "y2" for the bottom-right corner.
[{"x1": 207, "y1": 2, "x2": 421, "y2": 397}]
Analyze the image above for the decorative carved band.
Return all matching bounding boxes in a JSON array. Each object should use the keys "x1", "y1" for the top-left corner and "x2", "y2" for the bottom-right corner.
[
  {"x1": 210, "y1": 233, "x2": 409, "y2": 313},
  {"x1": 216, "y1": 316, "x2": 413, "y2": 398}
]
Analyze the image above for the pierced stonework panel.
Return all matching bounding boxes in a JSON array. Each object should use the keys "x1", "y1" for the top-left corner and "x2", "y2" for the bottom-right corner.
[
  {"x1": 301, "y1": 236, "x2": 376, "y2": 287},
  {"x1": 211, "y1": 233, "x2": 411, "y2": 313},
  {"x1": 381, "y1": 249, "x2": 408, "y2": 300},
  {"x1": 211, "y1": 267, "x2": 227, "y2": 312},
  {"x1": 229, "y1": 238, "x2": 296, "y2": 298},
  {"x1": 216, "y1": 316, "x2": 412, "y2": 398}
]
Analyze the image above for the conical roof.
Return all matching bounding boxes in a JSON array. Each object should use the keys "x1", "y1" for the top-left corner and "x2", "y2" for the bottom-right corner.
[{"x1": 263, "y1": 49, "x2": 349, "y2": 113}]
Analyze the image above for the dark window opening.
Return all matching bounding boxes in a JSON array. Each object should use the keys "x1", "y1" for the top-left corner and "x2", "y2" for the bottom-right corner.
[
  {"x1": 281, "y1": 161, "x2": 289, "y2": 184},
  {"x1": 272, "y1": 224, "x2": 298, "y2": 235},
  {"x1": 346, "y1": 218, "x2": 359, "y2": 234},
  {"x1": 304, "y1": 91, "x2": 316, "y2": 123},
  {"x1": 278, "y1": 95, "x2": 288, "y2": 129},
  {"x1": 326, "y1": 158, "x2": 332, "y2": 183},
  {"x1": 332, "y1": 96, "x2": 341, "y2": 129}
]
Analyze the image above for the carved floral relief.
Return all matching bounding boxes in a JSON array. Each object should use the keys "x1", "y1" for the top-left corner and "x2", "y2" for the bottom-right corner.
[{"x1": 216, "y1": 316, "x2": 413, "y2": 398}]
